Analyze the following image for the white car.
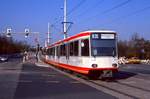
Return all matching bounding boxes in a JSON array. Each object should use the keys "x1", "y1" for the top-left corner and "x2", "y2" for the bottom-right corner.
[{"x1": 0, "y1": 56, "x2": 8, "y2": 62}]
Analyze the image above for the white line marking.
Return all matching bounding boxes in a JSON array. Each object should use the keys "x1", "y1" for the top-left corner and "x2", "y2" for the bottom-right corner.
[
  {"x1": 18, "y1": 80, "x2": 32, "y2": 83},
  {"x1": 70, "y1": 81, "x2": 81, "y2": 84},
  {"x1": 46, "y1": 81, "x2": 60, "y2": 83}
]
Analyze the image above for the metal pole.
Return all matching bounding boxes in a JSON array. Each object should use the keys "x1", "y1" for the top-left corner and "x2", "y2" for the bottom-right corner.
[
  {"x1": 48, "y1": 22, "x2": 50, "y2": 44},
  {"x1": 63, "y1": 0, "x2": 67, "y2": 39}
]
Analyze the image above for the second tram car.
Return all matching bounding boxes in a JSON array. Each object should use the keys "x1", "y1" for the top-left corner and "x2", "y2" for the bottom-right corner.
[{"x1": 44, "y1": 30, "x2": 119, "y2": 79}]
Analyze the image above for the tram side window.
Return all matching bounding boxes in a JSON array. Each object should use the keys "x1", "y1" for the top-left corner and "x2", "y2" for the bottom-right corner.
[
  {"x1": 60, "y1": 45, "x2": 63, "y2": 56},
  {"x1": 60, "y1": 44, "x2": 66, "y2": 56},
  {"x1": 81, "y1": 39, "x2": 89, "y2": 56},
  {"x1": 56, "y1": 46, "x2": 58, "y2": 56},
  {"x1": 47, "y1": 49, "x2": 49, "y2": 55},
  {"x1": 48, "y1": 48, "x2": 52, "y2": 55},
  {"x1": 49, "y1": 48, "x2": 51, "y2": 55},
  {"x1": 50, "y1": 48, "x2": 53, "y2": 55},
  {"x1": 63, "y1": 44, "x2": 66, "y2": 56},
  {"x1": 52, "y1": 47, "x2": 55, "y2": 56},
  {"x1": 56, "y1": 46, "x2": 60, "y2": 57},
  {"x1": 70, "y1": 42, "x2": 73, "y2": 56},
  {"x1": 74, "y1": 40, "x2": 79, "y2": 56}
]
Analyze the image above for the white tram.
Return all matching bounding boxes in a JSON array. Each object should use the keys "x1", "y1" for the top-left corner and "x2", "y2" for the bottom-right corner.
[{"x1": 44, "y1": 30, "x2": 119, "y2": 78}]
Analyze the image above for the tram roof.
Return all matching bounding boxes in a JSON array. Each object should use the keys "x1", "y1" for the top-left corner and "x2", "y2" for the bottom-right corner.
[
  {"x1": 83, "y1": 30, "x2": 116, "y2": 33},
  {"x1": 47, "y1": 30, "x2": 116, "y2": 48}
]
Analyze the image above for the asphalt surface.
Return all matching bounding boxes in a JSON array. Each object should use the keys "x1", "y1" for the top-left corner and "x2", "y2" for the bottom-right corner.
[
  {"x1": 119, "y1": 64, "x2": 150, "y2": 75},
  {"x1": 1, "y1": 55, "x2": 150, "y2": 99},
  {"x1": 0, "y1": 57, "x2": 116, "y2": 99},
  {"x1": 0, "y1": 58, "x2": 22, "y2": 99}
]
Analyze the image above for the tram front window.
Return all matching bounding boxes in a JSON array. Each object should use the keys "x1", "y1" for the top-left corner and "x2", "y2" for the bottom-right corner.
[{"x1": 91, "y1": 33, "x2": 117, "y2": 56}]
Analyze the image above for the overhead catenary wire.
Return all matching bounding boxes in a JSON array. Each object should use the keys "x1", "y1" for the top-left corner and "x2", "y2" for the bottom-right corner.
[
  {"x1": 85, "y1": 3, "x2": 150, "y2": 31},
  {"x1": 47, "y1": 17, "x2": 63, "y2": 43},
  {"x1": 109, "y1": 5, "x2": 150, "y2": 24},
  {"x1": 52, "y1": 0, "x2": 133, "y2": 36},
  {"x1": 72, "y1": 0, "x2": 105, "y2": 20},
  {"x1": 53, "y1": 17, "x2": 63, "y2": 25},
  {"x1": 48, "y1": 17, "x2": 63, "y2": 34},
  {"x1": 51, "y1": 0, "x2": 150, "y2": 42},
  {"x1": 50, "y1": 0, "x2": 87, "y2": 39},
  {"x1": 77, "y1": 0, "x2": 132, "y2": 25},
  {"x1": 53, "y1": 0, "x2": 132, "y2": 34},
  {"x1": 67, "y1": 0, "x2": 87, "y2": 16},
  {"x1": 102, "y1": 0, "x2": 132, "y2": 14}
]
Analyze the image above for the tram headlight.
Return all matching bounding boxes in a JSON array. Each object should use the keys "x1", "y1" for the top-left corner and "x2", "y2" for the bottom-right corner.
[
  {"x1": 92, "y1": 64, "x2": 98, "y2": 68},
  {"x1": 112, "y1": 63, "x2": 117, "y2": 68}
]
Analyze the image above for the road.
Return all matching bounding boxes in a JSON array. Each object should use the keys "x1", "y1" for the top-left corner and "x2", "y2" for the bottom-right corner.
[
  {"x1": 0, "y1": 57, "x2": 116, "y2": 99},
  {"x1": 0, "y1": 56, "x2": 150, "y2": 99}
]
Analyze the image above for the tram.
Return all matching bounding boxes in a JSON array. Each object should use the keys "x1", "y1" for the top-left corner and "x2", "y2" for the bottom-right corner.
[{"x1": 43, "y1": 30, "x2": 119, "y2": 79}]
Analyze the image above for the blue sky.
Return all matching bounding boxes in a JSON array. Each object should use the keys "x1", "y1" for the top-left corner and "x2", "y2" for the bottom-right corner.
[{"x1": 0, "y1": 0, "x2": 150, "y2": 46}]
